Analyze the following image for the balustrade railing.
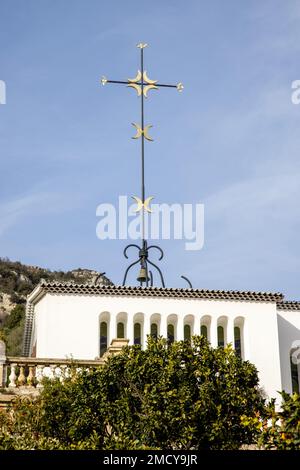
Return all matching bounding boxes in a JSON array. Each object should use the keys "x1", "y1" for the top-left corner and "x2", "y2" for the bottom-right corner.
[{"x1": 1, "y1": 357, "x2": 105, "y2": 389}]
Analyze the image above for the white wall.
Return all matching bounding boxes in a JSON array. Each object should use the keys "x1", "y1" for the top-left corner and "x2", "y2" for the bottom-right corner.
[
  {"x1": 277, "y1": 310, "x2": 300, "y2": 394},
  {"x1": 33, "y1": 293, "x2": 283, "y2": 400}
]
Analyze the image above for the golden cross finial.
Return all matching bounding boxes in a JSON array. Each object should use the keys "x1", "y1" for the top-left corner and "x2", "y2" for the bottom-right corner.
[{"x1": 101, "y1": 44, "x2": 182, "y2": 232}]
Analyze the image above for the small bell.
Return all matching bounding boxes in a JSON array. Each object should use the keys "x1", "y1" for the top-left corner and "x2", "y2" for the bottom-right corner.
[{"x1": 137, "y1": 267, "x2": 149, "y2": 283}]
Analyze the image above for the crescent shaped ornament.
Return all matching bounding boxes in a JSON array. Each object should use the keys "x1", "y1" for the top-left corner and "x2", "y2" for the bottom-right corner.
[
  {"x1": 127, "y1": 83, "x2": 142, "y2": 96},
  {"x1": 132, "y1": 196, "x2": 154, "y2": 213},
  {"x1": 132, "y1": 196, "x2": 144, "y2": 212},
  {"x1": 131, "y1": 123, "x2": 153, "y2": 141},
  {"x1": 143, "y1": 84, "x2": 158, "y2": 98},
  {"x1": 143, "y1": 71, "x2": 157, "y2": 85},
  {"x1": 131, "y1": 123, "x2": 143, "y2": 139},
  {"x1": 144, "y1": 196, "x2": 154, "y2": 212},
  {"x1": 128, "y1": 70, "x2": 142, "y2": 83},
  {"x1": 143, "y1": 125, "x2": 154, "y2": 141}
]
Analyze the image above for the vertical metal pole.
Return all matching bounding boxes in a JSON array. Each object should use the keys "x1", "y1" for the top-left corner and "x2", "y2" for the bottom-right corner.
[{"x1": 140, "y1": 47, "x2": 145, "y2": 244}]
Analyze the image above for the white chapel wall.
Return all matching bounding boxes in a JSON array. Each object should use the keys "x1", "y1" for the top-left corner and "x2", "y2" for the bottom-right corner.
[
  {"x1": 33, "y1": 293, "x2": 283, "y2": 400},
  {"x1": 277, "y1": 310, "x2": 300, "y2": 394}
]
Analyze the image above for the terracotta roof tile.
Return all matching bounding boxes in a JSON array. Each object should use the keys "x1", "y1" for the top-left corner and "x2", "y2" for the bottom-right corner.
[
  {"x1": 38, "y1": 280, "x2": 283, "y2": 303},
  {"x1": 277, "y1": 301, "x2": 300, "y2": 311}
]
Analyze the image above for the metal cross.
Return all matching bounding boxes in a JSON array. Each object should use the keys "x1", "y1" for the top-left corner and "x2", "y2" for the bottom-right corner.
[{"x1": 101, "y1": 43, "x2": 190, "y2": 288}]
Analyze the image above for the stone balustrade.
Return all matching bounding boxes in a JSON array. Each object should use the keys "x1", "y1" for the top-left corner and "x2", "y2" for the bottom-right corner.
[
  {"x1": 1, "y1": 356, "x2": 105, "y2": 389},
  {"x1": 0, "y1": 339, "x2": 128, "y2": 393}
]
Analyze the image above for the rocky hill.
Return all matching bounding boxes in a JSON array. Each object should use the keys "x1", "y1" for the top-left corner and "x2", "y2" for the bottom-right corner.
[{"x1": 0, "y1": 257, "x2": 112, "y2": 355}]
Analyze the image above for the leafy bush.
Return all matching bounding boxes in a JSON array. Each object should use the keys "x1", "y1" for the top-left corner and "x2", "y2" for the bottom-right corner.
[
  {"x1": 0, "y1": 336, "x2": 265, "y2": 450},
  {"x1": 259, "y1": 391, "x2": 300, "y2": 450}
]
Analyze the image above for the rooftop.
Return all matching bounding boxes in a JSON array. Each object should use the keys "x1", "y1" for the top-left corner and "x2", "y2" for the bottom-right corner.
[{"x1": 30, "y1": 280, "x2": 285, "y2": 303}]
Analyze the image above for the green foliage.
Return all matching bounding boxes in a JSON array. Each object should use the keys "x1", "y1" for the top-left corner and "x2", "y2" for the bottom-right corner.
[
  {"x1": 0, "y1": 305, "x2": 25, "y2": 355},
  {"x1": 2, "y1": 305, "x2": 24, "y2": 330},
  {"x1": 0, "y1": 337, "x2": 265, "y2": 450},
  {"x1": 4, "y1": 320, "x2": 25, "y2": 356},
  {"x1": 258, "y1": 391, "x2": 300, "y2": 450}
]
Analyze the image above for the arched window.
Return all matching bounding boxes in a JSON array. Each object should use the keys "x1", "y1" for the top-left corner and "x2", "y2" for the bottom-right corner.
[
  {"x1": 184, "y1": 324, "x2": 191, "y2": 342},
  {"x1": 290, "y1": 349, "x2": 300, "y2": 393},
  {"x1": 100, "y1": 321, "x2": 108, "y2": 357},
  {"x1": 117, "y1": 322, "x2": 125, "y2": 338},
  {"x1": 234, "y1": 326, "x2": 242, "y2": 358},
  {"x1": 201, "y1": 324, "x2": 208, "y2": 339},
  {"x1": 151, "y1": 323, "x2": 158, "y2": 339},
  {"x1": 217, "y1": 326, "x2": 224, "y2": 348},
  {"x1": 167, "y1": 324, "x2": 175, "y2": 344},
  {"x1": 134, "y1": 323, "x2": 141, "y2": 345}
]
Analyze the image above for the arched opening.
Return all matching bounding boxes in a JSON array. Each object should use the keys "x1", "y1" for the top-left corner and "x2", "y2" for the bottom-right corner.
[
  {"x1": 133, "y1": 313, "x2": 144, "y2": 347},
  {"x1": 134, "y1": 323, "x2": 142, "y2": 345},
  {"x1": 116, "y1": 312, "x2": 127, "y2": 340},
  {"x1": 217, "y1": 316, "x2": 228, "y2": 348},
  {"x1": 99, "y1": 312, "x2": 110, "y2": 358},
  {"x1": 201, "y1": 324, "x2": 208, "y2": 339},
  {"x1": 234, "y1": 317, "x2": 244, "y2": 359},
  {"x1": 290, "y1": 349, "x2": 300, "y2": 393},
  {"x1": 150, "y1": 313, "x2": 161, "y2": 339},
  {"x1": 200, "y1": 315, "x2": 211, "y2": 342},
  {"x1": 151, "y1": 323, "x2": 158, "y2": 338},
  {"x1": 184, "y1": 324, "x2": 191, "y2": 342},
  {"x1": 234, "y1": 326, "x2": 242, "y2": 358},
  {"x1": 117, "y1": 322, "x2": 125, "y2": 338},
  {"x1": 167, "y1": 324, "x2": 175, "y2": 344},
  {"x1": 167, "y1": 314, "x2": 177, "y2": 344},
  {"x1": 217, "y1": 326, "x2": 224, "y2": 348},
  {"x1": 183, "y1": 314, "x2": 194, "y2": 342},
  {"x1": 100, "y1": 321, "x2": 108, "y2": 357}
]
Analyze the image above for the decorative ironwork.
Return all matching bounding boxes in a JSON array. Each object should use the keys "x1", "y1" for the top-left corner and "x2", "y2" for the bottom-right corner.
[
  {"x1": 132, "y1": 196, "x2": 153, "y2": 213},
  {"x1": 101, "y1": 43, "x2": 191, "y2": 287},
  {"x1": 131, "y1": 123, "x2": 153, "y2": 141},
  {"x1": 181, "y1": 275, "x2": 193, "y2": 289},
  {"x1": 122, "y1": 240, "x2": 165, "y2": 287}
]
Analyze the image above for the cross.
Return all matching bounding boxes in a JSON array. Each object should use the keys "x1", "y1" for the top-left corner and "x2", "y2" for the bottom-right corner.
[{"x1": 101, "y1": 43, "x2": 183, "y2": 287}]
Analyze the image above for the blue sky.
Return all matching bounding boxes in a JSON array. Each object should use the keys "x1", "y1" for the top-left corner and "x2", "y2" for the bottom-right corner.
[{"x1": 0, "y1": 0, "x2": 300, "y2": 299}]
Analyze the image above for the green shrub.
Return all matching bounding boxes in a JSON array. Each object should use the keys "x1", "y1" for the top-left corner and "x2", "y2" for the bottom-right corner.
[
  {"x1": 0, "y1": 336, "x2": 265, "y2": 450},
  {"x1": 259, "y1": 391, "x2": 300, "y2": 450}
]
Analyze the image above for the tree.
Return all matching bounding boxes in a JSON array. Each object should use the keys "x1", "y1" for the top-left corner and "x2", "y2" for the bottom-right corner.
[
  {"x1": 258, "y1": 392, "x2": 300, "y2": 450},
  {"x1": 0, "y1": 336, "x2": 265, "y2": 450}
]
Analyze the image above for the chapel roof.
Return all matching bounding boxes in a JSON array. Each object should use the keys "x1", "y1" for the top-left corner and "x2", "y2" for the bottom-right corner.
[
  {"x1": 277, "y1": 301, "x2": 300, "y2": 311},
  {"x1": 30, "y1": 280, "x2": 284, "y2": 303}
]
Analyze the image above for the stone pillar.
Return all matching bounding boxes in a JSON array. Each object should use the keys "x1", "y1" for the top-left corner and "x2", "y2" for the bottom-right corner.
[
  {"x1": 194, "y1": 315, "x2": 201, "y2": 337},
  {"x1": 160, "y1": 315, "x2": 168, "y2": 339},
  {"x1": 177, "y1": 316, "x2": 184, "y2": 341},
  {"x1": 0, "y1": 340, "x2": 6, "y2": 387},
  {"x1": 109, "y1": 312, "x2": 117, "y2": 346},
  {"x1": 227, "y1": 317, "x2": 235, "y2": 348},
  {"x1": 143, "y1": 314, "x2": 150, "y2": 350},
  {"x1": 127, "y1": 314, "x2": 134, "y2": 346},
  {"x1": 210, "y1": 316, "x2": 218, "y2": 348}
]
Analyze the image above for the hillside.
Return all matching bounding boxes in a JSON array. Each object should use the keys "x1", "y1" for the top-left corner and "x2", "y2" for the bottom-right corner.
[{"x1": 0, "y1": 257, "x2": 112, "y2": 355}]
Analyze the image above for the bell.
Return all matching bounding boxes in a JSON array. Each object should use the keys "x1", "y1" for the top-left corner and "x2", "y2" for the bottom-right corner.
[{"x1": 137, "y1": 267, "x2": 149, "y2": 283}]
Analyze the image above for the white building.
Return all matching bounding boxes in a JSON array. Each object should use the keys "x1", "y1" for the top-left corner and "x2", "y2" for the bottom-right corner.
[{"x1": 23, "y1": 280, "x2": 300, "y2": 403}]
